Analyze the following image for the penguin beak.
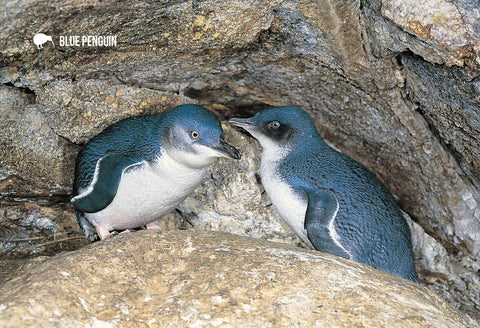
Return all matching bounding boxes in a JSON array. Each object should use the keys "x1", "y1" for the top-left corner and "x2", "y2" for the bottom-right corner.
[
  {"x1": 211, "y1": 139, "x2": 241, "y2": 160},
  {"x1": 228, "y1": 117, "x2": 256, "y2": 130}
]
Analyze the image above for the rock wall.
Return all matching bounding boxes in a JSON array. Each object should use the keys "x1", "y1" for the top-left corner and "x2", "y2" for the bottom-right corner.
[{"x1": 0, "y1": 0, "x2": 479, "y2": 323}]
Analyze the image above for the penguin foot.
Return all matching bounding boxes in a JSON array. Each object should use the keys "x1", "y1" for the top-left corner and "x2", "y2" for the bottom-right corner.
[
  {"x1": 95, "y1": 226, "x2": 117, "y2": 240},
  {"x1": 146, "y1": 221, "x2": 162, "y2": 230},
  {"x1": 95, "y1": 227, "x2": 133, "y2": 240}
]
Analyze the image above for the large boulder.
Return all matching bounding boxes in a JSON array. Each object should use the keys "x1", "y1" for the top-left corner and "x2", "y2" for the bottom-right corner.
[
  {"x1": 0, "y1": 0, "x2": 479, "y2": 322},
  {"x1": 0, "y1": 230, "x2": 476, "y2": 328}
]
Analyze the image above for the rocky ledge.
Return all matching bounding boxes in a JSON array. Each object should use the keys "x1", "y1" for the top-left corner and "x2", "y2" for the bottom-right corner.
[{"x1": 0, "y1": 230, "x2": 476, "y2": 328}]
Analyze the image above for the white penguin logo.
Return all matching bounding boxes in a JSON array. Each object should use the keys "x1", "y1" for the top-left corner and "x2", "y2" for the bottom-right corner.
[{"x1": 33, "y1": 33, "x2": 54, "y2": 49}]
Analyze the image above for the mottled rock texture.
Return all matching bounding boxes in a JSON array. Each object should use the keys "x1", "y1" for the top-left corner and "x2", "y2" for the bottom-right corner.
[
  {"x1": 0, "y1": 0, "x2": 479, "y2": 323},
  {"x1": 0, "y1": 230, "x2": 476, "y2": 328}
]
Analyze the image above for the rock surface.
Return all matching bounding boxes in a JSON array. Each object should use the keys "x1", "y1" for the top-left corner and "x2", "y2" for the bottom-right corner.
[
  {"x1": 0, "y1": 0, "x2": 479, "y2": 323},
  {"x1": 0, "y1": 230, "x2": 476, "y2": 328}
]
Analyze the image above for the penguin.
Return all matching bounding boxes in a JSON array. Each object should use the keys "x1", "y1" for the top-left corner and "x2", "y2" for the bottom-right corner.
[
  {"x1": 72, "y1": 104, "x2": 240, "y2": 241},
  {"x1": 229, "y1": 106, "x2": 419, "y2": 282}
]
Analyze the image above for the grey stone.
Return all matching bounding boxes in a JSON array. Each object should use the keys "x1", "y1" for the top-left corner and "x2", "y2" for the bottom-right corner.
[
  {"x1": 0, "y1": 85, "x2": 77, "y2": 194},
  {"x1": 363, "y1": 0, "x2": 480, "y2": 67},
  {"x1": 36, "y1": 79, "x2": 194, "y2": 144}
]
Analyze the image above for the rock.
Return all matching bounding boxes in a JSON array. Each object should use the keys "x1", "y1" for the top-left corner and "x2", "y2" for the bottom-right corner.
[
  {"x1": 400, "y1": 54, "x2": 480, "y2": 260},
  {"x1": 408, "y1": 217, "x2": 480, "y2": 317},
  {"x1": 0, "y1": 85, "x2": 78, "y2": 194},
  {"x1": 378, "y1": 0, "x2": 480, "y2": 67},
  {"x1": 0, "y1": 230, "x2": 476, "y2": 328},
  {"x1": 0, "y1": 0, "x2": 479, "y2": 322},
  {"x1": 362, "y1": 0, "x2": 480, "y2": 67},
  {"x1": 0, "y1": 201, "x2": 88, "y2": 258},
  {"x1": 401, "y1": 54, "x2": 480, "y2": 190},
  {"x1": 36, "y1": 79, "x2": 194, "y2": 144}
]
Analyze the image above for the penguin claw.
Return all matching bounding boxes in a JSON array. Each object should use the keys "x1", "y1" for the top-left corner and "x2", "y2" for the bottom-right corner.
[
  {"x1": 95, "y1": 227, "x2": 133, "y2": 240},
  {"x1": 95, "y1": 226, "x2": 116, "y2": 240},
  {"x1": 146, "y1": 221, "x2": 162, "y2": 230}
]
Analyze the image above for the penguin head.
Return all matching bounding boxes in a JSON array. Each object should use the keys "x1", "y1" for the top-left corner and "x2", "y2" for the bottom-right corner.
[
  {"x1": 229, "y1": 106, "x2": 318, "y2": 149},
  {"x1": 163, "y1": 104, "x2": 240, "y2": 168}
]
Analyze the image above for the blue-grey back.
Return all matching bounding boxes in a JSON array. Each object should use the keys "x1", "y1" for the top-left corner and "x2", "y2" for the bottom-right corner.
[
  {"x1": 279, "y1": 139, "x2": 413, "y2": 261},
  {"x1": 73, "y1": 113, "x2": 165, "y2": 194}
]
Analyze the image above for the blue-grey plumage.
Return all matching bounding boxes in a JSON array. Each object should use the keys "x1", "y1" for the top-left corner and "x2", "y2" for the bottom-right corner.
[
  {"x1": 229, "y1": 106, "x2": 418, "y2": 282},
  {"x1": 72, "y1": 104, "x2": 240, "y2": 241}
]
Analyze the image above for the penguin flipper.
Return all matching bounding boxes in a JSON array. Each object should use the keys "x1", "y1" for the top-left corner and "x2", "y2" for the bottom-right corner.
[
  {"x1": 72, "y1": 154, "x2": 143, "y2": 213},
  {"x1": 302, "y1": 188, "x2": 351, "y2": 259}
]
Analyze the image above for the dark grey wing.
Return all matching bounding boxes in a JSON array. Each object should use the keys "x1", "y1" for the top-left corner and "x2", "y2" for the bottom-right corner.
[
  {"x1": 303, "y1": 188, "x2": 351, "y2": 259},
  {"x1": 71, "y1": 154, "x2": 143, "y2": 213}
]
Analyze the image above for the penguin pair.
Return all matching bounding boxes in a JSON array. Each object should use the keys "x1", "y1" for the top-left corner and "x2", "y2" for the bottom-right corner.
[{"x1": 72, "y1": 104, "x2": 418, "y2": 282}]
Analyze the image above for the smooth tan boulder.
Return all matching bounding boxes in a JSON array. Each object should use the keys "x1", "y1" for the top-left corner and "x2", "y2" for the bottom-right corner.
[
  {"x1": 0, "y1": 230, "x2": 475, "y2": 328},
  {"x1": 1, "y1": 0, "x2": 480, "y2": 320}
]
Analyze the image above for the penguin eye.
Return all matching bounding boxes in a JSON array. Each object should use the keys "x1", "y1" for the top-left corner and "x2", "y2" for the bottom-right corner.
[
  {"x1": 267, "y1": 121, "x2": 281, "y2": 130},
  {"x1": 189, "y1": 130, "x2": 200, "y2": 140}
]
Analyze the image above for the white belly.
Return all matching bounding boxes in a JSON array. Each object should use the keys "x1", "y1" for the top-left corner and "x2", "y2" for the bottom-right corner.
[
  {"x1": 85, "y1": 154, "x2": 207, "y2": 231},
  {"x1": 259, "y1": 157, "x2": 313, "y2": 248}
]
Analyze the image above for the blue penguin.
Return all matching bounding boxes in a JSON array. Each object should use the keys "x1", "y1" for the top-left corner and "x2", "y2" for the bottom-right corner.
[
  {"x1": 229, "y1": 106, "x2": 419, "y2": 282},
  {"x1": 72, "y1": 104, "x2": 240, "y2": 241}
]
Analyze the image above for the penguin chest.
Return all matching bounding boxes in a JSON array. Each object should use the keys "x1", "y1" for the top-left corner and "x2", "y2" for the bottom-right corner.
[
  {"x1": 85, "y1": 154, "x2": 207, "y2": 231},
  {"x1": 260, "y1": 160, "x2": 312, "y2": 248}
]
